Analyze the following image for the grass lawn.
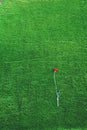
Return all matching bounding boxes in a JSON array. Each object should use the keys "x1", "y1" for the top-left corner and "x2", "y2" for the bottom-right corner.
[{"x1": 0, "y1": 0, "x2": 87, "y2": 130}]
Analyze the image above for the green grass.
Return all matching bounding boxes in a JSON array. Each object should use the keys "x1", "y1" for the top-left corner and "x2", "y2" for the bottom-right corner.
[{"x1": 0, "y1": 0, "x2": 87, "y2": 130}]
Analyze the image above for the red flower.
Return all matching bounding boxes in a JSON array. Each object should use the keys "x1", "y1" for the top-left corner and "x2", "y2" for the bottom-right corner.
[{"x1": 53, "y1": 68, "x2": 58, "y2": 72}]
